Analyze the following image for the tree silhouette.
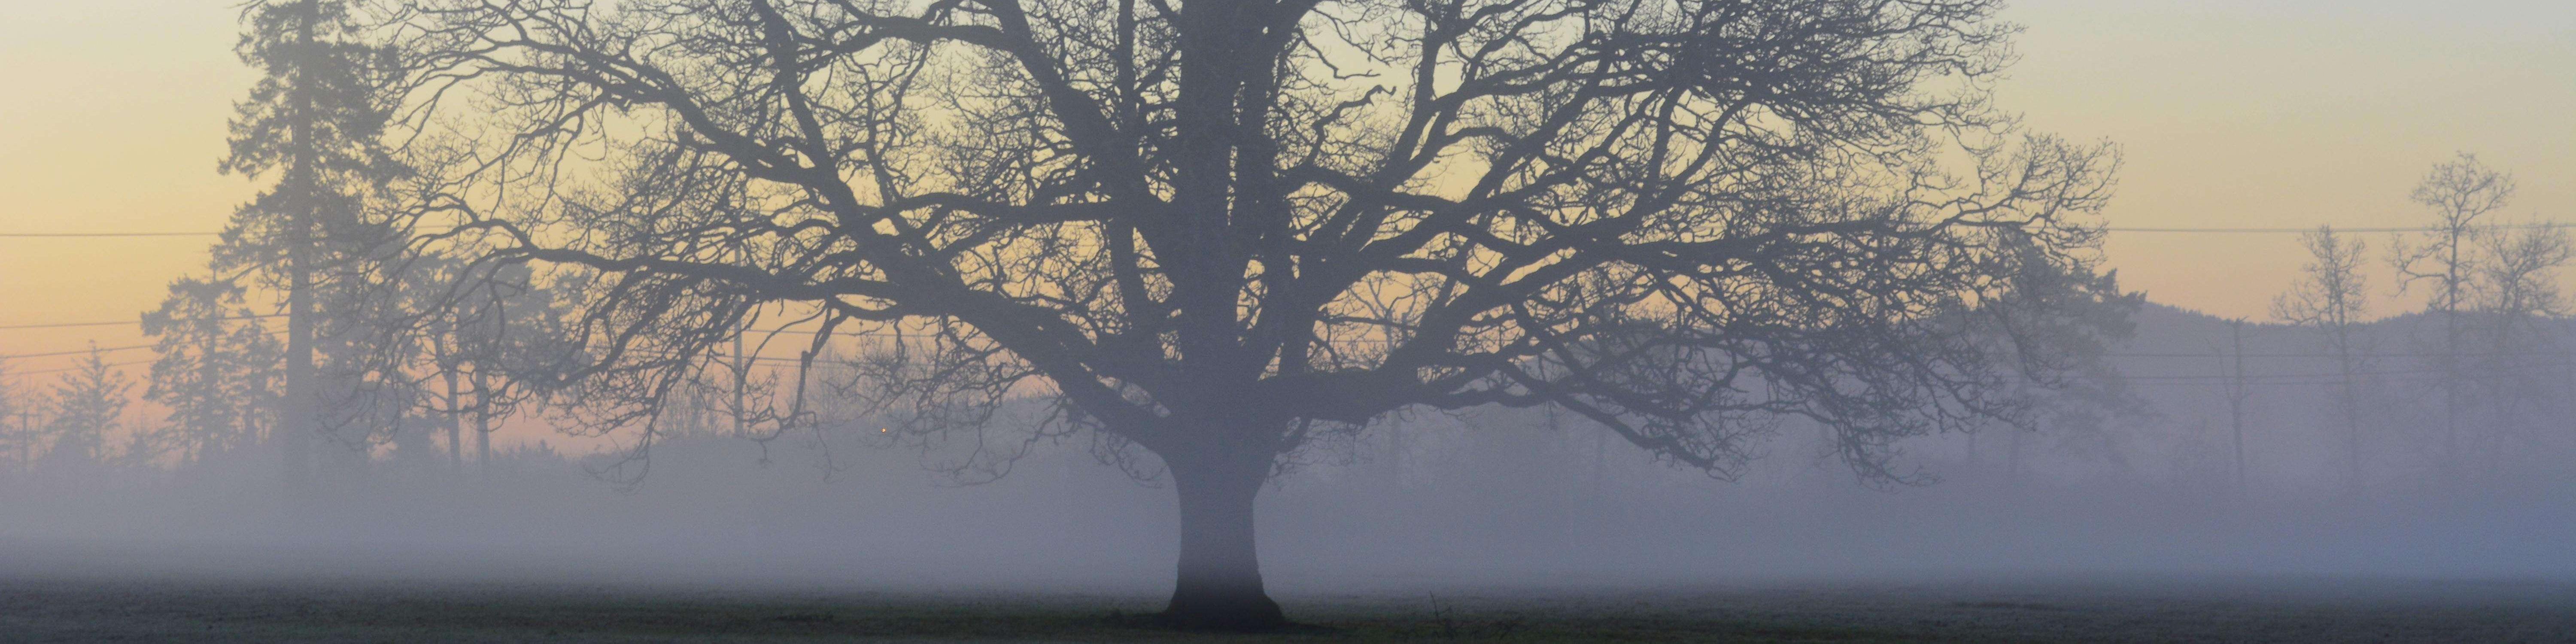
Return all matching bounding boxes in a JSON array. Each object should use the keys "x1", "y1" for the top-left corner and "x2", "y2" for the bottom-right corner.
[
  {"x1": 2463, "y1": 221, "x2": 2570, "y2": 478},
  {"x1": 378, "y1": 257, "x2": 583, "y2": 477},
  {"x1": 390, "y1": 0, "x2": 2128, "y2": 628},
  {"x1": 2272, "y1": 226, "x2": 2370, "y2": 491},
  {"x1": 41, "y1": 347, "x2": 134, "y2": 474},
  {"x1": 2391, "y1": 153, "x2": 2516, "y2": 482},
  {"x1": 142, "y1": 276, "x2": 287, "y2": 465},
  {"x1": 218, "y1": 0, "x2": 408, "y2": 487},
  {"x1": 0, "y1": 360, "x2": 27, "y2": 472}
]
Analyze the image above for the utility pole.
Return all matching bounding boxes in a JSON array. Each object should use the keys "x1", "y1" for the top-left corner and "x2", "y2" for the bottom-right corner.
[
  {"x1": 2565, "y1": 344, "x2": 2576, "y2": 460},
  {"x1": 15, "y1": 410, "x2": 30, "y2": 472},
  {"x1": 472, "y1": 370, "x2": 493, "y2": 479},
  {"x1": 1964, "y1": 429, "x2": 1979, "y2": 481},
  {"x1": 2007, "y1": 429, "x2": 2023, "y2": 487},
  {"x1": 2333, "y1": 331, "x2": 2364, "y2": 496},
  {"x1": 2437, "y1": 216, "x2": 2467, "y2": 485},
  {"x1": 1543, "y1": 403, "x2": 1599, "y2": 495},
  {"x1": 1382, "y1": 415, "x2": 1405, "y2": 490},
  {"x1": 732, "y1": 319, "x2": 751, "y2": 438},
  {"x1": 443, "y1": 368, "x2": 464, "y2": 476},
  {"x1": 2226, "y1": 319, "x2": 2251, "y2": 495},
  {"x1": 1563, "y1": 404, "x2": 1607, "y2": 495}
]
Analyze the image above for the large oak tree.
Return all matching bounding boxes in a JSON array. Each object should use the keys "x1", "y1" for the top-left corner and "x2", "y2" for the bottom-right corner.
[{"x1": 388, "y1": 0, "x2": 2129, "y2": 628}]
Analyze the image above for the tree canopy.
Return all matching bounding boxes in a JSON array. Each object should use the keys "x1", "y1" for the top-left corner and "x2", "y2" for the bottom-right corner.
[{"x1": 379, "y1": 0, "x2": 2132, "y2": 628}]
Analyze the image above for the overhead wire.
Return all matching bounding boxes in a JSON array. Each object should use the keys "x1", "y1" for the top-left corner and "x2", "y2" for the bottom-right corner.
[
  {"x1": 9, "y1": 358, "x2": 159, "y2": 377},
  {"x1": 0, "y1": 232, "x2": 223, "y2": 238},
  {"x1": 0, "y1": 314, "x2": 283, "y2": 331},
  {"x1": 3, "y1": 222, "x2": 2570, "y2": 383},
  {"x1": 2101, "y1": 222, "x2": 2572, "y2": 234},
  {"x1": 4, "y1": 221, "x2": 2567, "y2": 239}
]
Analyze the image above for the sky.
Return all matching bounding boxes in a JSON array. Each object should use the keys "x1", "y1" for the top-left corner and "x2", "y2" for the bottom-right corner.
[
  {"x1": 2003, "y1": 0, "x2": 2575, "y2": 315},
  {"x1": 1, "y1": 0, "x2": 2571, "y2": 377}
]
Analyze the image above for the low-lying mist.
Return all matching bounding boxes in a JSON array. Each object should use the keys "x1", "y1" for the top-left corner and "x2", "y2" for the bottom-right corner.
[{"x1": 5, "y1": 394, "x2": 2569, "y2": 598}]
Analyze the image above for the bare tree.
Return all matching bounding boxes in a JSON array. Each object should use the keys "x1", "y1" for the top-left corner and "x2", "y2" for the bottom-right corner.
[
  {"x1": 2463, "y1": 221, "x2": 2570, "y2": 478},
  {"x1": 386, "y1": 0, "x2": 2128, "y2": 628},
  {"x1": 2391, "y1": 152, "x2": 2516, "y2": 481},
  {"x1": 0, "y1": 360, "x2": 25, "y2": 474},
  {"x1": 2273, "y1": 225, "x2": 2369, "y2": 491}
]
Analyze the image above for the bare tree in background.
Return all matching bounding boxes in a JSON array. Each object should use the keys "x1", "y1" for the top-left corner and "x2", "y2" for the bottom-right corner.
[
  {"x1": 2391, "y1": 153, "x2": 2515, "y2": 482},
  {"x1": 386, "y1": 0, "x2": 2128, "y2": 628},
  {"x1": 0, "y1": 360, "x2": 25, "y2": 474},
  {"x1": 2273, "y1": 226, "x2": 2369, "y2": 492},
  {"x1": 2463, "y1": 221, "x2": 2570, "y2": 479}
]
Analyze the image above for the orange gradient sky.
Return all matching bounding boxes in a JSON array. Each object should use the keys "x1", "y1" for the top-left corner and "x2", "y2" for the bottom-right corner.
[{"x1": 3, "y1": 0, "x2": 2572, "y2": 380}]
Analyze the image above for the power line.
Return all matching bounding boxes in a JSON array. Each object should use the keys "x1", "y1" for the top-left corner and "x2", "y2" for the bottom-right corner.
[
  {"x1": 0, "y1": 314, "x2": 285, "y2": 331},
  {"x1": 0, "y1": 328, "x2": 288, "y2": 361},
  {"x1": 0, "y1": 343, "x2": 164, "y2": 361},
  {"x1": 2123, "y1": 372, "x2": 2569, "y2": 387},
  {"x1": 701, "y1": 346, "x2": 2573, "y2": 383},
  {"x1": 2119, "y1": 361, "x2": 2573, "y2": 383},
  {"x1": 2103, "y1": 222, "x2": 2572, "y2": 234},
  {"x1": 0, "y1": 316, "x2": 2551, "y2": 366},
  {"x1": 5, "y1": 221, "x2": 2567, "y2": 239},
  {"x1": 0, "y1": 232, "x2": 221, "y2": 238},
  {"x1": 9, "y1": 358, "x2": 157, "y2": 377},
  {"x1": 2106, "y1": 351, "x2": 2548, "y2": 359}
]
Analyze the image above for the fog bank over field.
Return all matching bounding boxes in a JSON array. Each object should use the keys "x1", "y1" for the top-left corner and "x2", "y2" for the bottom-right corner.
[
  {"x1": 6, "y1": 300, "x2": 2573, "y2": 594},
  {"x1": 3, "y1": 440, "x2": 2568, "y2": 594}
]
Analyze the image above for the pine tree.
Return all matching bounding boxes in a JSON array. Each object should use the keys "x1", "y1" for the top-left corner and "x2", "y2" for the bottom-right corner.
[
  {"x1": 141, "y1": 275, "x2": 286, "y2": 465},
  {"x1": 42, "y1": 346, "x2": 134, "y2": 473},
  {"x1": 216, "y1": 0, "x2": 405, "y2": 487}
]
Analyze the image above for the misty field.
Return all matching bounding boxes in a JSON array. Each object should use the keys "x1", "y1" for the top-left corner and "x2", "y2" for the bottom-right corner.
[{"x1": 3, "y1": 575, "x2": 2572, "y2": 643}]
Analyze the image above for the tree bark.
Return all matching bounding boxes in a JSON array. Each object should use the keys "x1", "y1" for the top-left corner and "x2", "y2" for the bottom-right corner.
[{"x1": 1160, "y1": 448, "x2": 1285, "y2": 631}]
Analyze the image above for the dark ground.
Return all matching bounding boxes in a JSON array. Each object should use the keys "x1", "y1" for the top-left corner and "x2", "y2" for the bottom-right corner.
[{"x1": 1, "y1": 575, "x2": 2571, "y2": 643}]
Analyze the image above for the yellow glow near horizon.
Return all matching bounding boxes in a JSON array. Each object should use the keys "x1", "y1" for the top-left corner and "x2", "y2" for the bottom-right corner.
[
  {"x1": 2003, "y1": 0, "x2": 2575, "y2": 319},
  {"x1": 1, "y1": 0, "x2": 2570, "y2": 377},
  {"x1": 3, "y1": 0, "x2": 255, "y2": 372}
]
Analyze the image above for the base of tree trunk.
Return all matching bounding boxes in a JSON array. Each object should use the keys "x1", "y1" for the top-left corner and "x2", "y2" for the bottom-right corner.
[{"x1": 1158, "y1": 588, "x2": 1288, "y2": 632}]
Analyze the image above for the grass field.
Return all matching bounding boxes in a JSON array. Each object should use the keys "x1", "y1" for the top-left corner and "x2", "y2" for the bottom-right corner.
[{"x1": 2, "y1": 575, "x2": 2571, "y2": 643}]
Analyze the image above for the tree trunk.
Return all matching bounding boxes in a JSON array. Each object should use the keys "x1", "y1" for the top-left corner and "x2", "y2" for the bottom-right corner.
[
  {"x1": 473, "y1": 371, "x2": 493, "y2": 479},
  {"x1": 277, "y1": 0, "x2": 319, "y2": 498},
  {"x1": 444, "y1": 370, "x2": 464, "y2": 477},
  {"x1": 1161, "y1": 449, "x2": 1285, "y2": 631}
]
